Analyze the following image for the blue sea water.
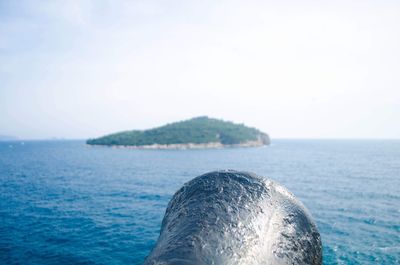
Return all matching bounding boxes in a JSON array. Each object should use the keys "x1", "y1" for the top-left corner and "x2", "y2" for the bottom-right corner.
[{"x1": 0, "y1": 140, "x2": 399, "y2": 264}]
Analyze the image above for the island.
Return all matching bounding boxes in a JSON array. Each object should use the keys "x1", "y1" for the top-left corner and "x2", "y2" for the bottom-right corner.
[
  {"x1": 86, "y1": 116, "x2": 270, "y2": 149},
  {"x1": 0, "y1": 135, "x2": 18, "y2": 141}
]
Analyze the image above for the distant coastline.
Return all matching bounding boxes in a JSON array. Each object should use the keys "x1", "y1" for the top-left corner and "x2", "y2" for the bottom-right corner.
[
  {"x1": 0, "y1": 135, "x2": 18, "y2": 141},
  {"x1": 87, "y1": 137, "x2": 267, "y2": 150}
]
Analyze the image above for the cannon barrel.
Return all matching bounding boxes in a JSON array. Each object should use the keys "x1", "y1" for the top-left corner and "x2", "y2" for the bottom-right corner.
[{"x1": 144, "y1": 170, "x2": 322, "y2": 265}]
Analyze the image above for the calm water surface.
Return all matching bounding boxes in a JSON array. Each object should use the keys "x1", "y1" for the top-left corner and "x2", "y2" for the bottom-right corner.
[{"x1": 0, "y1": 140, "x2": 399, "y2": 264}]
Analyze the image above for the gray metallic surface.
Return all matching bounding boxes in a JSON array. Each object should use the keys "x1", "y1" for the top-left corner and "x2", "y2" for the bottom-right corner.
[{"x1": 144, "y1": 170, "x2": 322, "y2": 265}]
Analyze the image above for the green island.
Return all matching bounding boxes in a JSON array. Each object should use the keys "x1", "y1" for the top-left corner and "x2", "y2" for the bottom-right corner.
[{"x1": 86, "y1": 116, "x2": 270, "y2": 149}]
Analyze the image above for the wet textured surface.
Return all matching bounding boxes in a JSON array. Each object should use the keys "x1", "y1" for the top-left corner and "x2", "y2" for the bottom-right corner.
[
  {"x1": 144, "y1": 170, "x2": 322, "y2": 265},
  {"x1": 0, "y1": 140, "x2": 399, "y2": 264}
]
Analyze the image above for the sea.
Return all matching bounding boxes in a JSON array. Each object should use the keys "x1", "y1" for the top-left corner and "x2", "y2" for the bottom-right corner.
[{"x1": 0, "y1": 140, "x2": 399, "y2": 264}]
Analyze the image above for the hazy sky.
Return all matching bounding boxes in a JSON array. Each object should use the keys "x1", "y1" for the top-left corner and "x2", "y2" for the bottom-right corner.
[{"x1": 1, "y1": 0, "x2": 399, "y2": 139}]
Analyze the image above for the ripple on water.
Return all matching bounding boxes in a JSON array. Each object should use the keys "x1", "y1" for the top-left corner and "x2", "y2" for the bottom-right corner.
[{"x1": 0, "y1": 140, "x2": 399, "y2": 264}]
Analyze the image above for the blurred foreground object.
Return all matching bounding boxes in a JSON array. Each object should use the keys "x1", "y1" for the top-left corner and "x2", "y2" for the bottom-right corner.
[{"x1": 144, "y1": 170, "x2": 322, "y2": 265}]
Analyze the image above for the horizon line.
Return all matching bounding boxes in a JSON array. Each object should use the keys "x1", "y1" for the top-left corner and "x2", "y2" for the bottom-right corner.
[{"x1": 2, "y1": 137, "x2": 400, "y2": 142}]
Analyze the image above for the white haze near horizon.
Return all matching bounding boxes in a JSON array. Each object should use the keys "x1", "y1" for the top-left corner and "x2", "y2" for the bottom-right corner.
[{"x1": 0, "y1": 0, "x2": 399, "y2": 140}]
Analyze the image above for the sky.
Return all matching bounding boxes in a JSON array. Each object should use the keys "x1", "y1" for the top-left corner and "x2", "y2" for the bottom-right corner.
[{"x1": 1, "y1": 0, "x2": 399, "y2": 139}]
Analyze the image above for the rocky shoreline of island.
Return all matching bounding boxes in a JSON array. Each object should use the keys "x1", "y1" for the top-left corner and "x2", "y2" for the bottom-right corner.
[{"x1": 87, "y1": 138, "x2": 267, "y2": 150}]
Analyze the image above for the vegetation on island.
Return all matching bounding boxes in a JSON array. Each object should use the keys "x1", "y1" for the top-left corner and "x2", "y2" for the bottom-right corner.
[{"x1": 86, "y1": 116, "x2": 270, "y2": 147}]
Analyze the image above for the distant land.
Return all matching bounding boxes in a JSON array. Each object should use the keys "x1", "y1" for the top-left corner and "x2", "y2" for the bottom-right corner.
[
  {"x1": 87, "y1": 116, "x2": 270, "y2": 149},
  {"x1": 0, "y1": 135, "x2": 18, "y2": 141}
]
